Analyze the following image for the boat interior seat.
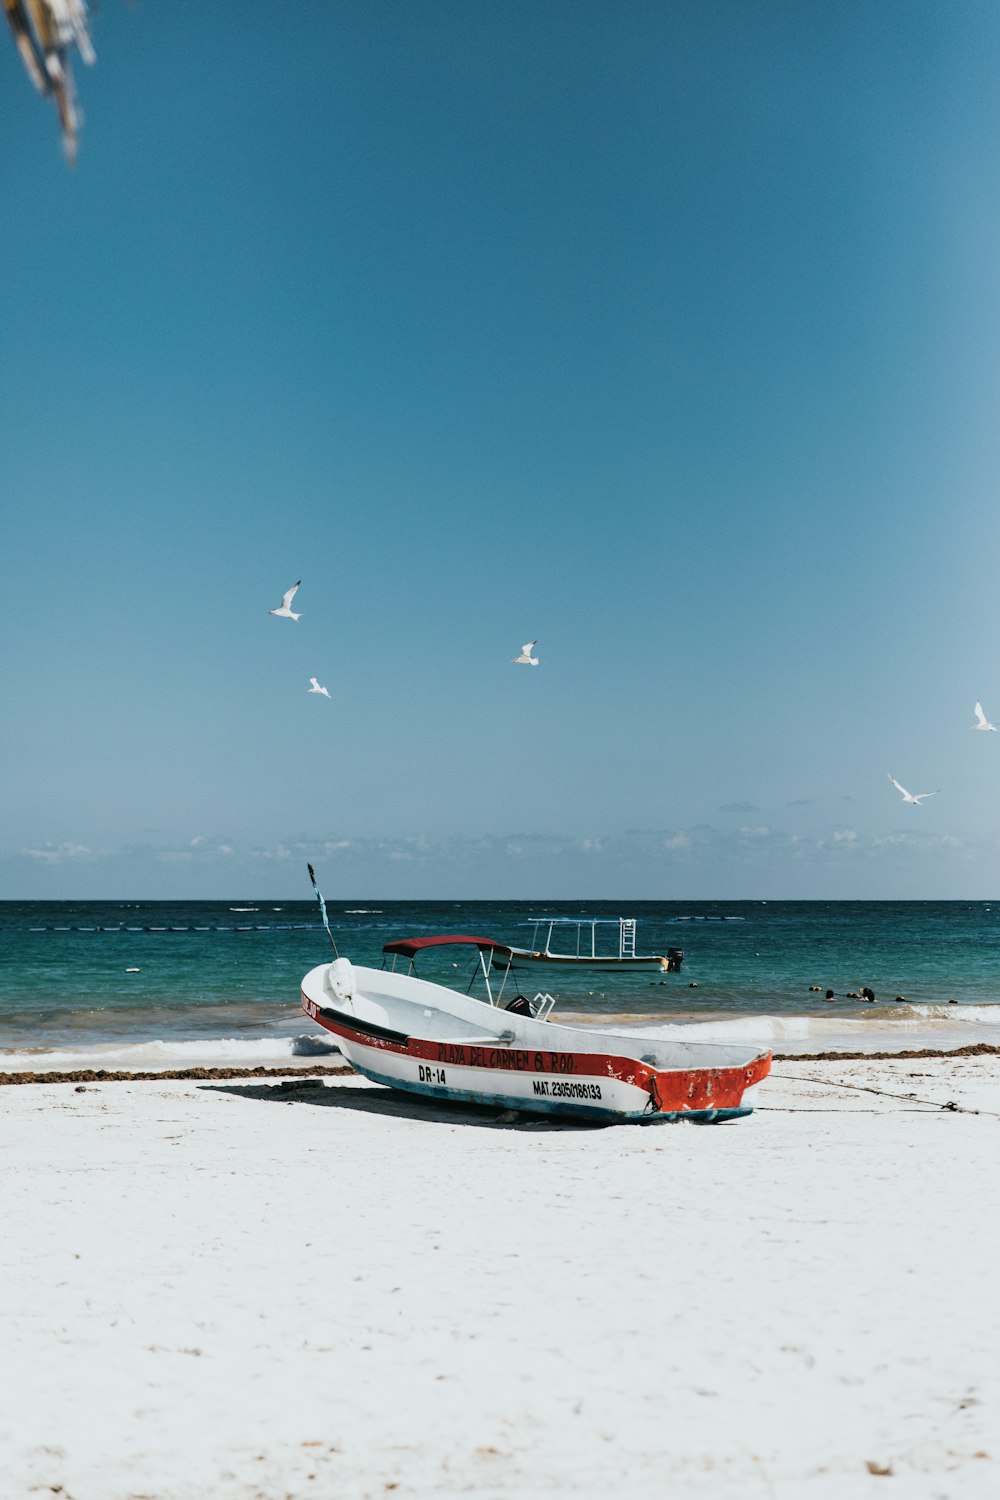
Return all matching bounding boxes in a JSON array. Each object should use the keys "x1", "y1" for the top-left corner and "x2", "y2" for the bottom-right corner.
[{"x1": 355, "y1": 992, "x2": 503, "y2": 1042}]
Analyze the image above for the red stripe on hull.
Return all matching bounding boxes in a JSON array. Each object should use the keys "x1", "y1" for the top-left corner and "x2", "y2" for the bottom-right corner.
[{"x1": 302, "y1": 991, "x2": 771, "y2": 1115}]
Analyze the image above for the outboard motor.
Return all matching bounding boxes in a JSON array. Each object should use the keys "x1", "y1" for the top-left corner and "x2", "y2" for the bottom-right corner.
[
  {"x1": 504, "y1": 995, "x2": 536, "y2": 1017},
  {"x1": 665, "y1": 948, "x2": 684, "y2": 972}
]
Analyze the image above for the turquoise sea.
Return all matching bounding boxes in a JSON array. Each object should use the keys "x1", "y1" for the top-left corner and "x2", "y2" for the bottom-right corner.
[{"x1": 3, "y1": 899, "x2": 1000, "y2": 1070}]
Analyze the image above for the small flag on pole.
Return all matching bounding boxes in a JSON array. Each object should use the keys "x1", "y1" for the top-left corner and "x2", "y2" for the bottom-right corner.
[{"x1": 307, "y1": 863, "x2": 338, "y2": 957}]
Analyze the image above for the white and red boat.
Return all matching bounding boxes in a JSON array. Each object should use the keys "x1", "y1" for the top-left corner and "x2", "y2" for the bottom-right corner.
[{"x1": 300, "y1": 936, "x2": 770, "y2": 1125}]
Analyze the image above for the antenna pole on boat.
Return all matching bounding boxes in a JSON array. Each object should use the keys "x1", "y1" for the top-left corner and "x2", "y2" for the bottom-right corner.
[{"x1": 307, "y1": 863, "x2": 339, "y2": 958}]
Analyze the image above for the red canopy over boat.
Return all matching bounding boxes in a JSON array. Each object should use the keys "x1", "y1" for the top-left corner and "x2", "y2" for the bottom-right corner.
[{"x1": 382, "y1": 935, "x2": 513, "y2": 960}]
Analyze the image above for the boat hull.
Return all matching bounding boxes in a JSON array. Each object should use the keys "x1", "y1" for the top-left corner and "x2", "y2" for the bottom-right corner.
[
  {"x1": 493, "y1": 950, "x2": 672, "y2": 972},
  {"x1": 300, "y1": 962, "x2": 769, "y2": 1125}
]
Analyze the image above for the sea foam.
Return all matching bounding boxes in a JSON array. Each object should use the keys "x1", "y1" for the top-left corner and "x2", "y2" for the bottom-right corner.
[
  {"x1": 0, "y1": 1033, "x2": 343, "y2": 1074},
  {"x1": 605, "y1": 1002, "x2": 1000, "y2": 1055}
]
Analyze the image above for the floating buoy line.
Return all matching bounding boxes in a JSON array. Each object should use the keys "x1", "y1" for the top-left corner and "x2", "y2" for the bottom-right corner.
[{"x1": 19, "y1": 923, "x2": 318, "y2": 933}]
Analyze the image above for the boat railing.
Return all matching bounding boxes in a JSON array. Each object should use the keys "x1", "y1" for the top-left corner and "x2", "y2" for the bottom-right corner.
[{"x1": 518, "y1": 917, "x2": 643, "y2": 961}]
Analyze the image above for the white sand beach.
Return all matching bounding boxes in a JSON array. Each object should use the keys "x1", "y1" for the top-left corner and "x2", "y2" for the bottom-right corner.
[{"x1": 2, "y1": 1056, "x2": 998, "y2": 1500}]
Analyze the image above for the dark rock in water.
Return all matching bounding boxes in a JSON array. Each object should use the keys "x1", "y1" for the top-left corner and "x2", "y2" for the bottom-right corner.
[
  {"x1": 895, "y1": 996, "x2": 906, "y2": 1002},
  {"x1": 688, "y1": 981, "x2": 698, "y2": 987}
]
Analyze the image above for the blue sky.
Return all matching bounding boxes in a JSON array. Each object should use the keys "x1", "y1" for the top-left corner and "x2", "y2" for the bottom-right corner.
[{"x1": 4, "y1": 1, "x2": 1000, "y2": 898}]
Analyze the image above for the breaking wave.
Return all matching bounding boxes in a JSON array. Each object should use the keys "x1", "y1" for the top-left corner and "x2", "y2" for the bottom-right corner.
[
  {"x1": 600, "y1": 1002, "x2": 1000, "y2": 1055},
  {"x1": 0, "y1": 1033, "x2": 343, "y2": 1074}
]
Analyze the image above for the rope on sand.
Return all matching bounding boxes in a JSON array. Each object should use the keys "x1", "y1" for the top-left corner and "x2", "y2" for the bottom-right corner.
[{"x1": 772, "y1": 1070, "x2": 1000, "y2": 1118}]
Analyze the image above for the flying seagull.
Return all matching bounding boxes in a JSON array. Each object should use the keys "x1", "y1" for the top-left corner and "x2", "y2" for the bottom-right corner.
[
  {"x1": 512, "y1": 640, "x2": 539, "y2": 665},
  {"x1": 973, "y1": 701, "x2": 997, "y2": 732},
  {"x1": 268, "y1": 581, "x2": 301, "y2": 620},
  {"x1": 887, "y1": 773, "x2": 938, "y2": 806},
  {"x1": 308, "y1": 677, "x2": 331, "y2": 699},
  {"x1": 5, "y1": 0, "x2": 95, "y2": 164}
]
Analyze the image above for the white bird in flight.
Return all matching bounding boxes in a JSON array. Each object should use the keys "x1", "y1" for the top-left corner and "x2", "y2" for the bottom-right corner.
[
  {"x1": 308, "y1": 678, "x2": 331, "y2": 699},
  {"x1": 887, "y1": 773, "x2": 938, "y2": 806},
  {"x1": 268, "y1": 581, "x2": 301, "y2": 620},
  {"x1": 5, "y1": 0, "x2": 95, "y2": 165},
  {"x1": 512, "y1": 640, "x2": 539, "y2": 665},
  {"x1": 973, "y1": 701, "x2": 997, "y2": 732}
]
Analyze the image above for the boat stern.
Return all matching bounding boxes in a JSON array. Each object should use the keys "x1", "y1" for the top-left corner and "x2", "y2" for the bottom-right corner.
[{"x1": 644, "y1": 1049, "x2": 772, "y2": 1123}]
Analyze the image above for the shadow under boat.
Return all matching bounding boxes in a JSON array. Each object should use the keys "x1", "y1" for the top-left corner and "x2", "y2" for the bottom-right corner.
[{"x1": 199, "y1": 1077, "x2": 604, "y2": 1130}]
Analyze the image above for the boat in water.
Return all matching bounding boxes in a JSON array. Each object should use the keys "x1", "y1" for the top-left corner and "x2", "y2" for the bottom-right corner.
[
  {"x1": 300, "y1": 936, "x2": 769, "y2": 1125},
  {"x1": 489, "y1": 915, "x2": 684, "y2": 973}
]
